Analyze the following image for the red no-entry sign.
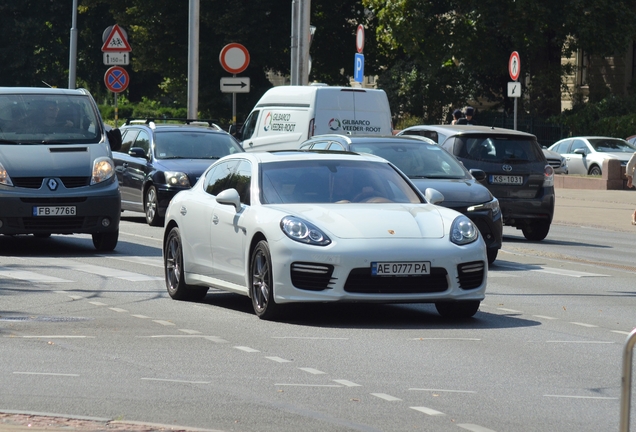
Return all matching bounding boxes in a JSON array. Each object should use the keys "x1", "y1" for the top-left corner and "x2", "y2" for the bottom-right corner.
[
  {"x1": 219, "y1": 43, "x2": 250, "y2": 74},
  {"x1": 104, "y1": 66, "x2": 129, "y2": 93}
]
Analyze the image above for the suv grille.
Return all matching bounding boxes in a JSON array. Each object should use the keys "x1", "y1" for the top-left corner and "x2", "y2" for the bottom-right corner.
[{"x1": 344, "y1": 268, "x2": 448, "y2": 294}]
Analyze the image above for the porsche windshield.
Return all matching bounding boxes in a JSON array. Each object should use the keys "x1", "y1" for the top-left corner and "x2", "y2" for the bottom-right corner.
[
  {"x1": 260, "y1": 160, "x2": 423, "y2": 204},
  {"x1": 0, "y1": 94, "x2": 102, "y2": 144}
]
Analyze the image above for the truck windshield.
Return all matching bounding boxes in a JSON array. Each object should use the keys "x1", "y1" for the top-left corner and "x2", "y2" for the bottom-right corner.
[{"x1": 0, "y1": 94, "x2": 102, "y2": 144}]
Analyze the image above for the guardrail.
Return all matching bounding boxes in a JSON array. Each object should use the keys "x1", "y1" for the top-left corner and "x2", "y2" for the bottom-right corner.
[{"x1": 620, "y1": 328, "x2": 636, "y2": 431}]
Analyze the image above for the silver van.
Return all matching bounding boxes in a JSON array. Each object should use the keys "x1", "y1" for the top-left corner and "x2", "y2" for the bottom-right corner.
[{"x1": 0, "y1": 87, "x2": 123, "y2": 250}]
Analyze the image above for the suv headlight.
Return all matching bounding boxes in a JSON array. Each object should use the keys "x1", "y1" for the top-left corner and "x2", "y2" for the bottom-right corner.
[
  {"x1": 91, "y1": 157, "x2": 114, "y2": 185},
  {"x1": 467, "y1": 197, "x2": 501, "y2": 220},
  {"x1": 281, "y1": 216, "x2": 331, "y2": 246},
  {"x1": 450, "y1": 215, "x2": 479, "y2": 245},
  {"x1": 165, "y1": 171, "x2": 191, "y2": 187}
]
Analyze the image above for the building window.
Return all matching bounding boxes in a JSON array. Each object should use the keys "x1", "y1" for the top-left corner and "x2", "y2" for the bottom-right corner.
[{"x1": 577, "y1": 50, "x2": 589, "y2": 87}]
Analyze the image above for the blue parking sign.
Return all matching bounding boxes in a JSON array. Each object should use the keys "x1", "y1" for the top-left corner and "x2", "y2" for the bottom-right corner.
[{"x1": 354, "y1": 53, "x2": 365, "y2": 83}]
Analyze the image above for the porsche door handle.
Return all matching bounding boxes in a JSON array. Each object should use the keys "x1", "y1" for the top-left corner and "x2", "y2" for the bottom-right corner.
[{"x1": 212, "y1": 215, "x2": 219, "y2": 225}]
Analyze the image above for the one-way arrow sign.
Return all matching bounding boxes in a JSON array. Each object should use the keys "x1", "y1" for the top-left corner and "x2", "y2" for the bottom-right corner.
[{"x1": 220, "y1": 77, "x2": 250, "y2": 93}]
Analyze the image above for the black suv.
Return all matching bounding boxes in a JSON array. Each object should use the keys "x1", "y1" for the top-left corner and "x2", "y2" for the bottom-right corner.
[
  {"x1": 300, "y1": 134, "x2": 503, "y2": 263},
  {"x1": 399, "y1": 125, "x2": 555, "y2": 241},
  {"x1": 114, "y1": 119, "x2": 244, "y2": 226}
]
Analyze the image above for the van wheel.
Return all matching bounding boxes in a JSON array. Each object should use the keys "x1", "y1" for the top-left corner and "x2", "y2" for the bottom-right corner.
[
  {"x1": 588, "y1": 165, "x2": 602, "y2": 176},
  {"x1": 92, "y1": 231, "x2": 118, "y2": 251},
  {"x1": 145, "y1": 186, "x2": 163, "y2": 226},
  {"x1": 521, "y1": 220, "x2": 550, "y2": 241}
]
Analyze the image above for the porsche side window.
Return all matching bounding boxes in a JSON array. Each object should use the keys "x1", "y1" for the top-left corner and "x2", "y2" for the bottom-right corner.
[
  {"x1": 204, "y1": 160, "x2": 238, "y2": 196},
  {"x1": 229, "y1": 160, "x2": 252, "y2": 205}
]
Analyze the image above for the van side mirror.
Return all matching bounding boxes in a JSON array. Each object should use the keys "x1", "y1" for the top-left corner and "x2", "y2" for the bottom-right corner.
[{"x1": 107, "y1": 128, "x2": 122, "y2": 152}]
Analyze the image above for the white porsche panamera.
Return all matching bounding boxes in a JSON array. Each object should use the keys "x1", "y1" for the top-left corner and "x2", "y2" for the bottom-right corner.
[{"x1": 162, "y1": 151, "x2": 487, "y2": 320}]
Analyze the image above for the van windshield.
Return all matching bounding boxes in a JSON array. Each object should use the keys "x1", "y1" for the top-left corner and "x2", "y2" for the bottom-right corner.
[{"x1": 0, "y1": 94, "x2": 102, "y2": 144}]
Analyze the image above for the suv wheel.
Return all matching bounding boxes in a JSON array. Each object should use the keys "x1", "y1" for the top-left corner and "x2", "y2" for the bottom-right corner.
[{"x1": 521, "y1": 220, "x2": 550, "y2": 241}]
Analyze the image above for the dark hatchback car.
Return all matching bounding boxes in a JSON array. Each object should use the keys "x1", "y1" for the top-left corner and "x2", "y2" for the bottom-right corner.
[
  {"x1": 300, "y1": 134, "x2": 503, "y2": 263},
  {"x1": 114, "y1": 119, "x2": 244, "y2": 226},
  {"x1": 398, "y1": 125, "x2": 554, "y2": 241}
]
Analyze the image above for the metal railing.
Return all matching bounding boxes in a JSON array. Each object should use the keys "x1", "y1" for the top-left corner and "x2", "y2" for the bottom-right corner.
[{"x1": 620, "y1": 328, "x2": 636, "y2": 431}]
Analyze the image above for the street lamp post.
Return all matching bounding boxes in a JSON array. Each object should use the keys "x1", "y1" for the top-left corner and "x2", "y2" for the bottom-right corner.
[{"x1": 68, "y1": 0, "x2": 78, "y2": 89}]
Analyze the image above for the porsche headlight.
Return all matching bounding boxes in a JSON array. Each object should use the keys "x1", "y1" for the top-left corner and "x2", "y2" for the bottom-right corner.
[
  {"x1": 281, "y1": 216, "x2": 331, "y2": 246},
  {"x1": 467, "y1": 197, "x2": 501, "y2": 219},
  {"x1": 165, "y1": 171, "x2": 191, "y2": 187},
  {"x1": 91, "y1": 157, "x2": 114, "y2": 185},
  {"x1": 451, "y1": 215, "x2": 479, "y2": 245}
]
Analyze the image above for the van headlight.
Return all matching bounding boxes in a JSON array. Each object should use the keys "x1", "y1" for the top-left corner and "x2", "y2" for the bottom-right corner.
[
  {"x1": 91, "y1": 157, "x2": 114, "y2": 185},
  {"x1": 450, "y1": 215, "x2": 479, "y2": 245},
  {"x1": 0, "y1": 161, "x2": 13, "y2": 186}
]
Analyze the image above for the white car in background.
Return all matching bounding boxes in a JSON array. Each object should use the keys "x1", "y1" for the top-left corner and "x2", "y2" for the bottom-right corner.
[
  {"x1": 548, "y1": 136, "x2": 636, "y2": 176},
  {"x1": 162, "y1": 151, "x2": 487, "y2": 320}
]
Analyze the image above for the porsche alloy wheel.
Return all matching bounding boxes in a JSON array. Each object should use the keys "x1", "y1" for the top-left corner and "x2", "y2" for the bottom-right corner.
[
  {"x1": 164, "y1": 227, "x2": 208, "y2": 301},
  {"x1": 250, "y1": 240, "x2": 280, "y2": 320}
]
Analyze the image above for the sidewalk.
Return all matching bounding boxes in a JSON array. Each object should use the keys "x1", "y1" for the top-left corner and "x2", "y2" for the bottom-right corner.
[{"x1": 553, "y1": 187, "x2": 636, "y2": 232}]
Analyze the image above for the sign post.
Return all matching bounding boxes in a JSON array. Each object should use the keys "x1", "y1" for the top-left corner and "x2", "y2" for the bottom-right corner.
[
  {"x1": 354, "y1": 25, "x2": 365, "y2": 85},
  {"x1": 102, "y1": 25, "x2": 131, "y2": 127},
  {"x1": 219, "y1": 43, "x2": 250, "y2": 127},
  {"x1": 509, "y1": 51, "x2": 520, "y2": 130}
]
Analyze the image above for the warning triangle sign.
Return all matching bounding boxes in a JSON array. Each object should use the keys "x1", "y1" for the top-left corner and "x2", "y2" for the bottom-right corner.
[{"x1": 101, "y1": 24, "x2": 131, "y2": 52}]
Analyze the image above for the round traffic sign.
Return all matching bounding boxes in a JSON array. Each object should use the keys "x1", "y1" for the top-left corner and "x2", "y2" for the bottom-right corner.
[
  {"x1": 509, "y1": 51, "x2": 520, "y2": 81},
  {"x1": 219, "y1": 43, "x2": 250, "y2": 74},
  {"x1": 104, "y1": 66, "x2": 129, "y2": 93},
  {"x1": 356, "y1": 25, "x2": 365, "y2": 54}
]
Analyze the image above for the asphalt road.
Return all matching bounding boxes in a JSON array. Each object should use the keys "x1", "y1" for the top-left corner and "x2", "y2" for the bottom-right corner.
[{"x1": 1, "y1": 200, "x2": 635, "y2": 432}]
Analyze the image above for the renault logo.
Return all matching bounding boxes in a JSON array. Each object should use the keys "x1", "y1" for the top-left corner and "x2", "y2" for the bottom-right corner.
[
  {"x1": 47, "y1": 179, "x2": 58, "y2": 191},
  {"x1": 502, "y1": 164, "x2": 513, "y2": 172}
]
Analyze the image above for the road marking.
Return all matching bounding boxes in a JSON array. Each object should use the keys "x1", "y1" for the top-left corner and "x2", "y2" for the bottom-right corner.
[
  {"x1": 204, "y1": 336, "x2": 229, "y2": 344},
  {"x1": 371, "y1": 393, "x2": 401, "y2": 401},
  {"x1": 411, "y1": 338, "x2": 480, "y2": 341},
  {"x1": 544, "y1": 394, "x2": 618, "y2": 400},
  {"x1": 299, "y1": 368, "x2": 326, "y2": 375},
  {"x1": 14, "y1": 372, "x2": 79, "y2": 376},
  {"x1": 141, "y1": 378, "x2": 210, "y2": 384},
  {"x1": 107, "y1": 255, "x2": 163, "y2": 268},
  {"x1": 0, "y1": 269, "x2": 71, "y2": 283},
  {"x1": 109, "y1": 307, "x2": 128, "y2": 313},
  {"x1": 152, "y1": 320, "x2": 175, "y2": 326},
  {"x1": 275, "y1": 384, "x2": 342, "y2": 387},
  {"x1": 68, "y1": 295, "x2": 84, "y2": 300},
  {"x1": 89, "y1": 301, "x2": 107, "y2": 306},
  {"x1": 546, "y1": 340, "x2": 614, "y2": 344},
  {"x1": 271, "y1": 336, "x2": 349, "y2": 340},
  {"x1": 131, "y1": 314, "x2": 150, "y2": 319},
  {"x1": 30, "y1": 258, "x2": 163, "y2": 281},
  {"x1": 457, "y1": 424, "x2": 497, "y2": 432},
  {"x1": 409, "y1": 388, "x2": 477, "y2": 394},
  {"x1": 179, "y1": 329, "x2": 201, "y2": 334},
  {"x1": 266, "y1": 356, "x2": 292, "y2": 363},
  {"x1": 410, "y1": 406, "x2": 445, "y2": 416},
  {"x1": 612, "y1": 330, "x2": 631, "y2": 335},
  {"x1": 570, "y1": 322, "x2": 598, "y2": 328},
  {"x1": 235, "y1": 346, "x2": 260, "y2": 353},
  {"x1": 494, "y1": 263, "x2": 608, "y2": 277},
  {"x1": 497, "y1": 308, "x2": 522, "y2": 313},
  {"x1": 333, "y1": 379, "x2": 362, "y2": 387},
  {"x1": 533, "y1": 315, "x2": 558, "y2": 320},
  {"x1": 19, "y1": 335, "x2": 93, "y2": 339},
  {"x1": 485, "y1": 272, "x2": 518, "y2": 278}
]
